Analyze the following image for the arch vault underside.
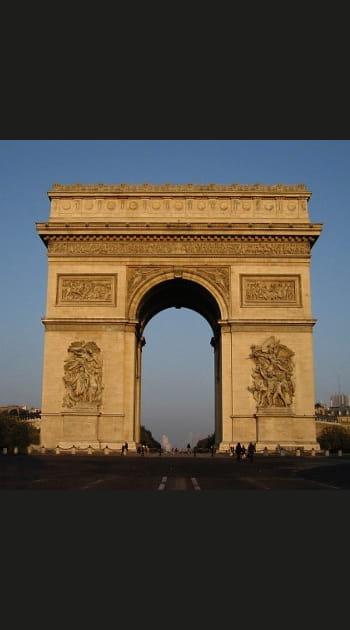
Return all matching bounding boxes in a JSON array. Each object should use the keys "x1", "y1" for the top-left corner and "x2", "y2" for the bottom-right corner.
[{"x1": 36, "y1": 182, "x2": 322, "y2": 451}]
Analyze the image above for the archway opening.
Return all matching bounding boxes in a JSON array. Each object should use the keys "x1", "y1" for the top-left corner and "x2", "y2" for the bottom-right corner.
[
  {"x1": 141, "y1": 308, "x2": 214, "y2": 450},
  {"x1": 137, "y1": 278, "x2": 221, "y2": 336},
  {"x1": 137, "y1": 279, "x2": 222, "y2": 451}
]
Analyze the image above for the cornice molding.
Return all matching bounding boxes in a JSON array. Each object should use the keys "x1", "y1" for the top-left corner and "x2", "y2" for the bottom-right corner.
[
  {"x1": 43, "y1": 234, "x2": 315, "y2": 243},
  {"x1": 41, "y1": 318, "x2": 138, "y2": 331},
  {"x1": 48, "y1": 182, "x2": 311, "y2": 197},
  {"x1": 36, "y1": 221, "x2": 322, "y2": 233},
  {"x1": 218, "y1": 319, "x2": 317, "y2": 332}
]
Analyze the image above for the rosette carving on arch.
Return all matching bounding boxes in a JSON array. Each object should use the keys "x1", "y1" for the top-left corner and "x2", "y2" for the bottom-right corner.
[
  {"x1": 127, "y1": 267, "x2": 171, "y2": 303},
  {"x1": 193, "y1": 267, "x2": 230, "y2": 300}
]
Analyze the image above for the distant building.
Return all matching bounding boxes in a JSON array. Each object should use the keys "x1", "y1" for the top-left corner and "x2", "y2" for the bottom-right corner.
[
  {"x1": 315, "y1": 401, "x2": 350, "y2": 424},
  {"x1": 0, "y1": 405, "x2": 41, "y2": 419},
  {"x1": 330, "y1": 393, "x2": 350, "y2": 407}
]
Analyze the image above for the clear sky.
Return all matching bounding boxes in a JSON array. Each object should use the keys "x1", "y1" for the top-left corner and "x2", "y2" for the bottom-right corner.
[{"x1": 0, "y1": 140, "x2": 349, "y2": 449}]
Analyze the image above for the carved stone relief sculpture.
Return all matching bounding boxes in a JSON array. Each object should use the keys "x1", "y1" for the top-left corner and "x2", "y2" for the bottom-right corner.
[
  {"x1": 241, "y1": 275, "x2": 301, "y2": 306},
  {"x1": 48, "y1": 238, "x2": 310, "y2": 257},
  {"x1": 62, "y1": 341, "x2": 103, "y2": 408},
  {"x1": 248, "y1": 336, "x2": 295, "y2": 408},
  {"x1": 57, "y1": 275, "x2": 116, "y2": 305}
]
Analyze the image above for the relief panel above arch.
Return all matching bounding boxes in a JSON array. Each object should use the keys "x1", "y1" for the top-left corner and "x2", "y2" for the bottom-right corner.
[
  {"x1": 56, "y1": 274, "x2": 118, "y2": 306},
  {"x1": 240, "y1": 275, "x2": 302, "y2": 307}
]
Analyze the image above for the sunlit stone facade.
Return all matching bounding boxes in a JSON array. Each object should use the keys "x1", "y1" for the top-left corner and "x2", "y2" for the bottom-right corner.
[{"x1": 36, "y1": 183, "x2": 322, "y2": 451}]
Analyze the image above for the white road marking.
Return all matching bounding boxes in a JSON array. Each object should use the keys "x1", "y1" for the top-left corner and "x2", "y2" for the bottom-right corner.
[
  {"x1": 158, "y1": 476, "x2": 167, "y2": 490},
  {"x1": 81, "y1": 476, "x2": 117, "y2": 489},
  {"x1": 308, "y1": 479, "x2": 340, "y2": 490},
  {"x1": 241, "y1": 476, "x2": 271, "y2": 490},
  {"x1": 191, "y1": 477, "x2": 201, "y2": 490}
]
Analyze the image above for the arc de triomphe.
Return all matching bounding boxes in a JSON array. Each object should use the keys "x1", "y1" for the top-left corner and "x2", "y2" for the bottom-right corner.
[{"x1": 36, "y1": 183, "x2": 322, "y2": 452}]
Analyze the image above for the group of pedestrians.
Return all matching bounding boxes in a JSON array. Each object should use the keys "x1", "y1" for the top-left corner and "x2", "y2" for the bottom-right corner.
[
  {"x1": 136, "y1": 443, "x2": 147, "y2": 455},
  {"x1": 230, "y1": 441, "x2": 256, "y2": 461}
]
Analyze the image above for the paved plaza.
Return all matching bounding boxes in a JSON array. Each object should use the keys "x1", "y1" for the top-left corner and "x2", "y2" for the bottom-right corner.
[{"x1": 1, "y1": 451, "x2": 350, "y2": 490}]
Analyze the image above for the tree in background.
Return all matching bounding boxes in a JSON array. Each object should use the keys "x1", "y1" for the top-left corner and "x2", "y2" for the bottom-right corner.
[
  {"x1": 140, "y1": 425, "x2": 161, "y2": 450},
  {"x1": 318, "y1": 425, "x2": 350, "y2": 451},
  {"x1": 0, "y1": 416, "x2": 40, "y2": 453},
  {"x1": 195, "y1": 433, "x2": 215, "y2": 450}
]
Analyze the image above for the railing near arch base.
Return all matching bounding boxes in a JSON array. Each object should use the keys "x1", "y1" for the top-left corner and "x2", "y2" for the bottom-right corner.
[{"x1": 38, "y1": 444, "x2": 126, "y2": 456}]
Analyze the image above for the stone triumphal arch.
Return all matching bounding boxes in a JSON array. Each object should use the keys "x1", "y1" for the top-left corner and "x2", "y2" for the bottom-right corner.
[{"x1": 36, "y1": 182, "x2": 322, "y2": 452}]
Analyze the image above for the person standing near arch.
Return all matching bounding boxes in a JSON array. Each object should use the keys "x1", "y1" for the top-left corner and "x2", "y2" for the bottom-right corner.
[{"x1": 247, "y1": 442, "x2": 255, "y2": 462}]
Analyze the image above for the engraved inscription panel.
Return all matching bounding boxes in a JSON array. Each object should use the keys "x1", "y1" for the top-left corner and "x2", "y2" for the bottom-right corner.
[
  {"x1": 240, "y1": 275, "x2": 301, "y2": 307},
  {"x1": 56, "y1": 274, "x2": 117, "y2": 306}
]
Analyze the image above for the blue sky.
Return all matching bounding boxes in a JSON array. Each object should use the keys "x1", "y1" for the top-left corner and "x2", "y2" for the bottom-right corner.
[{"x1": 0, "y1": 140, "x2": 349, "y2": 449}]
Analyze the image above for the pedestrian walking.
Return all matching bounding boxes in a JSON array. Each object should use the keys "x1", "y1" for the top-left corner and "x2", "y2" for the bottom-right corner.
[
  {"x1": 247, "y1": 442, "x2": 255, "y2": 461},
  {"x1": 235, "y1": 442, "x2": 243, "y2": 460}
]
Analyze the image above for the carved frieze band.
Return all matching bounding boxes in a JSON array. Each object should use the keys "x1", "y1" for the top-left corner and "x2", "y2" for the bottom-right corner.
[
  {"x1": 48, "y1": 237, "x2": 310, "y2": 257},
  {"x1": 240, "y1": 275, "x2": 302, "y2": 307},
  {"x1": 56, "y1": 274, "x2": 117, "y2": 306},
  {"x1": 49, "y1": 196, "x2": 308, "y2": 220},
  {"x1": 127, "y1": 266, "x2": 230, "y2": 302}
]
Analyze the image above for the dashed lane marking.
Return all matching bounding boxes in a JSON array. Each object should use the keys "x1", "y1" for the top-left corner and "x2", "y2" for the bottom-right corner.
[
  {"x1": 241, "y1": 476, "x2": 271, "y2": 490},
  {"x1": 306, "y1": 479, "x2": 340, "y2": 490},
  {"x1": 158, "y1": 476, "x2": 167, "y2": 490},
  {"x1": 81, "y1": 476, "x2": 118, "y2": 489},
  {"x1": 191, "y1": 477, "x2": 201, "y2": 490}
]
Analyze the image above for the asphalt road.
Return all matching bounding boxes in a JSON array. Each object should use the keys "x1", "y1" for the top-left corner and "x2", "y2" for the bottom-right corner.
[{"x1": 1, "y1": 451, "x2": 350, "y2": 490}]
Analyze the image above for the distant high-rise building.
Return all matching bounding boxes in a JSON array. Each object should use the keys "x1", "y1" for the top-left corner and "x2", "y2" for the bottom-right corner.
[{"x1": 330, "y1": 393, "x2": 350, "y2": 407}]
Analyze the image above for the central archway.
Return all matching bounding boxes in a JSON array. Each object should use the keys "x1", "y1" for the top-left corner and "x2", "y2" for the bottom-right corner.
[
  {"x1": 134, "y1": 278, "x2": 223, "y2": 448},
  {"x1": 141, "y1": 308, "x2": 215, "y2": 450},
  {"x1": 135, "y1": 279, "x2": 222, "y2": 448},
  {"x1": 137, "y1": 278, "x2": 221, "y2": 335}
]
